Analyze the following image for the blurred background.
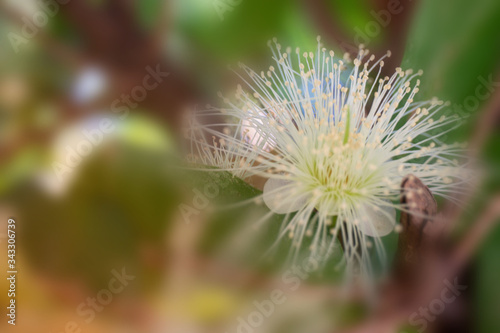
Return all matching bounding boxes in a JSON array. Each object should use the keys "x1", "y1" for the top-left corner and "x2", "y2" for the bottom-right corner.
[{"x1": 1, "y1": 0, "x2": 500, "y2": 332}]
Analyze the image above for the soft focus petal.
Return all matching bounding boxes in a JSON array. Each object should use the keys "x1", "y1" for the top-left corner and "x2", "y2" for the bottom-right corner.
[
  {"x1": 263, "y1": 178, "x2": 307, "y2": 214},
  {"x1": 357, "y1": 201, "x2": 396, "y2": 237}
]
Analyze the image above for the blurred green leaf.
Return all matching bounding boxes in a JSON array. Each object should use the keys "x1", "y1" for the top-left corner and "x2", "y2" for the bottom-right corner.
[
  {"x1": 476, "y1": 221, "x2": 500, "y2": 332},
  {"x1": 402, "y1": 2, "x2": 500, "y2": 332},
  {"x1": 136, "y1": 0, "x2": 164, "y2": 29},
  {"x1": 176, "y1": 0, "x2": 292, "y2": 60},
  {"x1": 402, "y1": 0, "x2": 500, "y2": 143}
]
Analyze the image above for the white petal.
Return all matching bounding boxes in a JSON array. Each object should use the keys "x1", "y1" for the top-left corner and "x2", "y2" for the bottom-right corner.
[
  {"x1": 357, "y1": 201, "x2": 396, "y2": 237},
  {"x1": 263, "y1": 178, "x2": 307, "y2": 214},
  {"x1": 241, "y1": 110, "x2": 275, "y2": 152}
]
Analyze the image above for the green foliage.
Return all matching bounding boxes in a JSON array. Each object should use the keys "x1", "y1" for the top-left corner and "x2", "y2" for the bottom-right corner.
[
  {"x1": 136, "y1": 0, "x2": 164, "y2": 29},
  {"x1": 176, "y1": 0, "x2": 292, "y2": 61},
  {"x1": 402, "y1": 0, "x2": 500, "y2": 143},
  {"x1": 402, "y1": 1, "x2": 500, "y2": 331},
  {"x1": 476, "y1": 223, "x2": 500, "y2": 332}
]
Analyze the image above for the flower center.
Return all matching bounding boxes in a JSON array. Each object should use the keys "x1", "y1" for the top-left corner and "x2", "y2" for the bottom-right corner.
[{"x1": 302, "y1": 126, "x2": 381, "y2": 215}]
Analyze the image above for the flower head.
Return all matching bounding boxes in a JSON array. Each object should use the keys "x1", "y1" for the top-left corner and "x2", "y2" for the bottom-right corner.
[{"x1": 189, "y1": 38, "x2": 467, "y2": 275}]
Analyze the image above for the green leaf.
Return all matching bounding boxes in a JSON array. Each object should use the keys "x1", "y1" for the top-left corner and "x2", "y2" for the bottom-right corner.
[
  {"x1": 136, "y1": 0, "x2": 164, "y2": 29},
  {"x1": 401, "y1": 0, "x2": 500, "y2": 143},
  {"x1": 402, "y1": 2, "x2": 500, "y2": 332},
  {"x1": 476, "y1": 221, "x2": 500, "y2": 332}
]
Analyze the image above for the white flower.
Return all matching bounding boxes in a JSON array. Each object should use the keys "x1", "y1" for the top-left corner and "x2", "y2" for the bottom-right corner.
[{"x1": 190, "y1": 37, "x2": 467, "y2": 275}]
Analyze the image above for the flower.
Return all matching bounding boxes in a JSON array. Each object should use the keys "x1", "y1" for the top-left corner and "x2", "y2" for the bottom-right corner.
[{"x1": 189, "y1": 37, "x2": 466, "y2": 275}]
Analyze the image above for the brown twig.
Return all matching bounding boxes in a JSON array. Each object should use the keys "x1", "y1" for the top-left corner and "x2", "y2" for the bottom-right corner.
[
  {"x1": 336, "y1": 173, "x2": 500, "y2": 333},
  {"x1": 395, "y1": 174, "x2": 439, "y2": 279}
]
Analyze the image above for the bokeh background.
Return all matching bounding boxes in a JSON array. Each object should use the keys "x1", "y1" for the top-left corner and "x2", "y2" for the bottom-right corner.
[{"x1": 1, "y1": 0, "x2": 500, "y2": 332}]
